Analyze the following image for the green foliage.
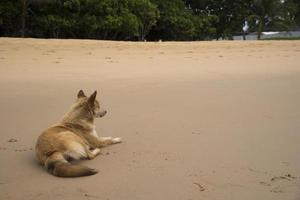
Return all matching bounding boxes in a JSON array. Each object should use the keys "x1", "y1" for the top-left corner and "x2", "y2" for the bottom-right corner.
[
  {"x1": 130, "y1": 0, "x2": 159, "y2": 40},
  {"x1": 285, "y1": 0, "x2": 300, "y2": 26},
  {"x1": 119, "y1": 13, "x2": 140, "y2": 39},
  {"x1": 0, "y1": 0, "x2": 21, "y2": 36},
  {"x1": 150, "y1": 0, "x2": 194, "y2": 40},
  {"x1": 0, "y1": 0, "x2": 298, "y2": 40},
  {"x1": 248, "y1": 0, "x2": 297, "y2": 39},
  {"x1": 193, "y1": 15, "x2": 218, "y2": 40},
  {"x1": 186, "y1": 0, "x2": 253, "y2": 39}
]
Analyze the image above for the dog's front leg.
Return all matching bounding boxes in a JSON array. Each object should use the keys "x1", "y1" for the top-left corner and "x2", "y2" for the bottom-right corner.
[
  {"x1": 82, "y1": 133, "x2": 122, "y2": 148},
  {"x1": 98, "y1": 137, "x2": 122, "y2": 147}
]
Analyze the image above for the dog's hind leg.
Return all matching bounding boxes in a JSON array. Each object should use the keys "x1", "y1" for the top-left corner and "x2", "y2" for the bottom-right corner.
[{"x1": 86, "y1": 148, "x2": 101, "y2": 160}]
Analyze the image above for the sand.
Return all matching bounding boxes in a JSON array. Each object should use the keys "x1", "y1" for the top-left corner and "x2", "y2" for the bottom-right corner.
[{"x1": 0, "y1": 38, "x2": 299, "y2": 200}]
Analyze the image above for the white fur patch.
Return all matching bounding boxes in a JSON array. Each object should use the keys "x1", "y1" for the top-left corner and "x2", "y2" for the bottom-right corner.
[
  {"x1": 101, "y1": 137, "x2": 112, "y2": 140},
  {"x1": 112, "y1": 137, "x2": 122, "y2": 143},
  {"x1": 91, "y1": 125, "x2": 99, "y2": 138},
  {"x1": 92, "y1": 148, "x2": 101, "y2": 156},
  {"x1": 65, "y1": 142, "x2": 87, "y2": 160}
]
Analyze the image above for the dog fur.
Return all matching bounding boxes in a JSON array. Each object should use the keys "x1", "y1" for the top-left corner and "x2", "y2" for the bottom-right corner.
[{"x1": 35, "y1": 90, "x2": 121, "y2": 177}]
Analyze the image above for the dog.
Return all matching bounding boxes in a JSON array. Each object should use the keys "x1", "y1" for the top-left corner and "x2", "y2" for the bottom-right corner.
[{"x1": 35, "y1": 90, "x2": 121, "y2": 177}]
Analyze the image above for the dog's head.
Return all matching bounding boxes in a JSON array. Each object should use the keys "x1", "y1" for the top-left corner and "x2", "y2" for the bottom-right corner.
[{"x1": 76, "y1": 90, "x2": 107, "y2": 119}]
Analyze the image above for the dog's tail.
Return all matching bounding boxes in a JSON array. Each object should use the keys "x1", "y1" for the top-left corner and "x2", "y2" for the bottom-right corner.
[{"x1": 45, "y1": 151, "x2": 98, "y2": 177}]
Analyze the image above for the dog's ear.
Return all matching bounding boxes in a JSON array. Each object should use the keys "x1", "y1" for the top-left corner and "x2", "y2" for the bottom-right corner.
[
  {"x1": 88, "y1": 90, "x2": 97, "y2": 105},
  {"x1": 77, "y1": 90, "x2": 86, "y2": 98}
]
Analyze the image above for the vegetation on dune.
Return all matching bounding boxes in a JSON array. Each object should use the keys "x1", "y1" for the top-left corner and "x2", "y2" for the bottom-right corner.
[{"x1": 0, "y1": 0, "x2": 299, "y2": 41}]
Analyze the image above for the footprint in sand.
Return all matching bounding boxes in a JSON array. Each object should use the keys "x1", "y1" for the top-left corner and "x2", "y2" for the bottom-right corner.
[
  {"x1": 14, "y1": 147, "x2": 33, "y2": 152},
  {"x1": 0, "y1": 147, "x2": 7, "y2": 151},
  {"x1": 193, "y1": 182, "x2": 205, "y2": 191},
  {"x1": 8, "y1": 138, "x2": 17, "y2": 143},
  {"x1": 260, "y1": 174, "x2": 298, "y2": 194},
  {"x1": 83, "y1": 193, "x2": 100, "y2": 199},
  {"x1": 260, "y1": 181, "x2": 271, "y2": 186},
  {"x1": 14, "y1": 149, "x2": 27, "y2": 152},
  {"x1": 270, "y1": 186, "x2": 284, "y2": 193},
  {"x1": 271, "y1": 174, "x2": 296, "y2": 182},
  {"x1": 281, "y1": 161, "x2": 289, "y2": 166},
  {"x1": 192, "y1": 131, "x2": 202, "y2": 135},
  {"x1": 109, "y1": 60, "x2": 119, "y2": 63},
  {"x1": 6, "y1": 138, "x2": 33, "y2": 152}
]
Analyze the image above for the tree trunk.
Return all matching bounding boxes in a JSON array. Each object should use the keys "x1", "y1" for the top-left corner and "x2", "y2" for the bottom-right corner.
[
  {"x1": 20, "y1": 0, "x2": 28, "y2": 38},
  {"x1": 140, "y1": 26, "x2": 145, "y2": 41},
  {"x1": 257, "y1": 19, "x2": 263, "y2": 40}
]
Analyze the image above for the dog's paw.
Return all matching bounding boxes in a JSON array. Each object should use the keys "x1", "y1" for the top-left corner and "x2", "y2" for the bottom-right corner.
[
  {"x1": 102, "y1": 137, "x2": 113, "y2": 141},
  {"x1": 92, "y1": 148, "x2": 101, "y2": 155},
  {"x1": 112, "y1": 137, "x2": 122, "y2": 144}
]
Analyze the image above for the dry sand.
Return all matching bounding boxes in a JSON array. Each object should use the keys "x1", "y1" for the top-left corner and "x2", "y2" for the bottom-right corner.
[{"x1": 0, "y1": 38, "x2": 300, "y2": 200}]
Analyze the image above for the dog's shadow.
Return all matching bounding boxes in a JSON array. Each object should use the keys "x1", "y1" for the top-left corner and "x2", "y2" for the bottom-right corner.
[{"x1": 25, "y1": 153, "x2": 46, "y2": 174}]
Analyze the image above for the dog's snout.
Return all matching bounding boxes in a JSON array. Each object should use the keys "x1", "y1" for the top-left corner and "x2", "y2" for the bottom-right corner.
[{"x1": 99, "y1": 110, "x2": 107, "y2": 117}]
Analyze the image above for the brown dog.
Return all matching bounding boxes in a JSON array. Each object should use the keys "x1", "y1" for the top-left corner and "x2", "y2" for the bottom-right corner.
[{"x1": 35, "y1": 90, "x2": 121, "y2": 177}]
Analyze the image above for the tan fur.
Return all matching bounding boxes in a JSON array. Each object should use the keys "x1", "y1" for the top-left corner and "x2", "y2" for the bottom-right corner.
[{"x1": 35, "y1": 90, "x2": 122, "y2": 177}]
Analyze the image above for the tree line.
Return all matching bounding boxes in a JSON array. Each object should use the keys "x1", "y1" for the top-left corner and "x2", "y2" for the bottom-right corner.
[{"x1": 0, "y1": 0, "x2": 299, "y2": 41}]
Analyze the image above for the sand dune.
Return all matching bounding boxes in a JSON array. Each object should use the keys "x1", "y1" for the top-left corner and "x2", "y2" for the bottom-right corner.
[{"x1": 0, "y1": 38, "x2": 300, "y2": 200}]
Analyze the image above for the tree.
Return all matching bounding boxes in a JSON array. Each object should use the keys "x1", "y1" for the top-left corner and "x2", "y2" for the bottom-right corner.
[
  {"x1": 192, "y1": 14, "x2": 217, "y2": 40},
  {"x1": 0, "y1": 0, "x2": 20, "y2": 36},
  {"x1": 119, "y1": 12, "x2": 139, "y2": 40},
  {"x1": 296, "y1": 1, "x2": 300, "y2": 26},
  {"x1": 149, "y1": 0, "x2": 196, "y2": 40},
  {"x1": 249, "y1": 0, "x2": 296, "y2": 39},
  {"x1": 130, "y1": 0, "x2": 159, "y2": 40},
  {"x1": 283, "y1": 0, "x2": 299, "y2": 27},
  {"x1": 186, "y1": 0, "x2": 252, "y2": 40},
  {"x1": 0, "y1": 0, "x2": 299, "y2": 40},
  {"x1": 19, "y1": 0, "x2": 29, "y2": 37}
]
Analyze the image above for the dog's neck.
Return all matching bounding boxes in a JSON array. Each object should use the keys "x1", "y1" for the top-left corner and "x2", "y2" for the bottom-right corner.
[{"x1": 60, "y1": 107, "x2": 95, "y2": 132}]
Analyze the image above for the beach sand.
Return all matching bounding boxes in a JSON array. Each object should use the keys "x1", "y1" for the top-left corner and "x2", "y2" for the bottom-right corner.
[{"x1": 0, "y1": 38, "x2": 299, "y2": 200}]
